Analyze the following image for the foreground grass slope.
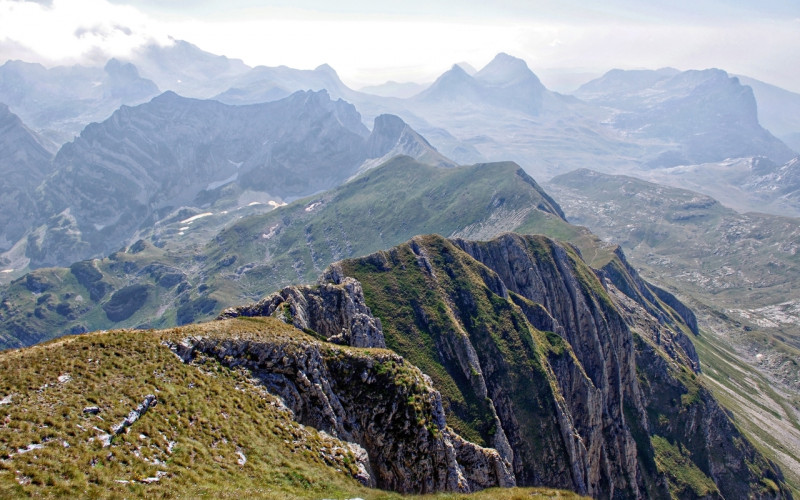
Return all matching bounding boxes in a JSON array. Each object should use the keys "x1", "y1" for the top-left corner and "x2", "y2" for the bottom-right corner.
[{"x1": 0, "y1": 316, "x2": 584, "y2": 499}]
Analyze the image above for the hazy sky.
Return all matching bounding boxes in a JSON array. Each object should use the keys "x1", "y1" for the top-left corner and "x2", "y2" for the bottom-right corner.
[{"x1": 1, "y1": 0, "x2": 799, "y2": 92}]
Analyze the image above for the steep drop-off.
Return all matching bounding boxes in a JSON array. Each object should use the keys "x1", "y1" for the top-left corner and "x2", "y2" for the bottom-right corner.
[
  {"x1": 326, "y1": 233, "x2": 790, "y2": 498},
  {"x1": 0, "y1": 233, "x2": 791, "y2": 498}
]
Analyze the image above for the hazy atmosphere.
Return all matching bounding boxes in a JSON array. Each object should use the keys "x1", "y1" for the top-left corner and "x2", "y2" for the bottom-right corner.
[
  {"x1": 1, "y1": 0, "x2": 799, "y2": 91},
  {"x1": 2, "y1": 0, "x2": 800, "y2": 498}
]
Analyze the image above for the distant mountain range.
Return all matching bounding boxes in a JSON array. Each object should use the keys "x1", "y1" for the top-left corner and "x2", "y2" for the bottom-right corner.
[
  {"x1": 0, "y1": 58, "x2": 158, "y2": 145},
  {"x1": 1, "y1": 42, "x2": 800, "y2": 496},
  {"x1": 575, "y1": 68, "x2": 796, "y2": 167},
  {"x1": 3, "y1": 43, "x2": 797, "y2": 177}
]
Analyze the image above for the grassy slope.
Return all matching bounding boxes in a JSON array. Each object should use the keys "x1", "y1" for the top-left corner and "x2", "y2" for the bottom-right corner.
[
  {"x1": 548, "y1": 169, "x2": 800, "y2": 493},
  {"x1": 0, "y1": 316, "x2": 585, "y2": 499},
  {"x1": 339, "y1": 235, "x2": 568, "y2": 452},
  {"x1": 0, "y1": 157, "x2": 586, "y2": 350},
  {"x1": 336, "y1": 233, "x2": 736, "y2": 496},
  {"x1": 204, "y1": 157, "x2": 570, "y2": 298}
]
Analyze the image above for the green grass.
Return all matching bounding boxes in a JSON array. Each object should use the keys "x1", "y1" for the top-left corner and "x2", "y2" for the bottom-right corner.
[
  {"x1": 0, "y1": 158, "x2": 584, "y2": 351},
  {"x1": 651, "y1": 435, "x2": 719, "y2": 498},
  {"x1": 0, "y1": 320, "x2": 365, "y2": 498},
  {"x1": 0, "y1": 311, "x2": 586, "y2": 499},
  {"x1": 690, "y1": 330, "x2": 800, "y2": 495},
  {"x1": 339, "y1": 234, "x2": 612, "y2": 486}
]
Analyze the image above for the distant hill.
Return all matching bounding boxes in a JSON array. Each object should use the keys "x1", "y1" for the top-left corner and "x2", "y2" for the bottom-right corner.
[
  {"x1": 0, "y1": 157, "x2": 581, "y2": 349},
  {"x1": 737, "y1": 75, "x2": 800, "y2": 154},
  {"x1": 613, "y1": 155, "x2": 800, "y2": 217},
  {"x1": 359, "y1": 80, "x2": 428, "y2": 98},
  {"x1": 125, "y1": 39, "x2": 251, "y2": 98}
]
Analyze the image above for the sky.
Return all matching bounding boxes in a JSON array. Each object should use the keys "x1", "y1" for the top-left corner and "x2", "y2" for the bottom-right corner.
[{"x1": 1, "y1": 0, "x2": 799, "y2": 93}]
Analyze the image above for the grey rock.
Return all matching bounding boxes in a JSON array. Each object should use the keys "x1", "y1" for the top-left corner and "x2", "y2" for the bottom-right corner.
[
  {"x1": 219, "y1": 276, "x2": 385, "y2": 349},
  {"x1": 168, "y1": 332, "x2": 514, "y2": 493},
  {"x1": 110, "y1": 394, "x2": 157, "y2": 435}
]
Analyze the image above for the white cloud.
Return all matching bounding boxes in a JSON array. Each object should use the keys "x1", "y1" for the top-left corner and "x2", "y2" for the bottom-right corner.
[{"x1": 0, "y1": 0, "x2": 171, "y2": 65}]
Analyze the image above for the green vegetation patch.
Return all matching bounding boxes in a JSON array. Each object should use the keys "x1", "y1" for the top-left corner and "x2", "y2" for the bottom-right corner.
[
  {"x1": 0, "y1": 319, "x2": 367, "y2": 499},
  {"x1": 340, "y1": 235, "x2": 571, "y2": 477},
  {"x1": 651, "y1": 435, "x2": 720, "y2": 498},
  {"x1": 102, "y1": 284, "x2": 151, "y2": 321}
]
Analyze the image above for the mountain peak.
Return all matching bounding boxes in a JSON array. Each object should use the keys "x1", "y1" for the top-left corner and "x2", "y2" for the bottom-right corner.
[
  {"x1": 151, "y1": 90, "x2": 182, "y2": 103},
  {"x1": 475, "y1": 53, "x2": 541, "y2": 87},
  {"x1": 314, "y1": 63, "x2": 337, "y2": 75}
]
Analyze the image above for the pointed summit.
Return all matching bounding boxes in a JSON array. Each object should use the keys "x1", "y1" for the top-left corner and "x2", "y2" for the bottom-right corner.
[
  {"x1": 359, "y1": 114, "x2": 456, "y2": 172},
  {"x1": 415, "y1": 64, "x2": 481, "y2": 103},
  {"x1": 415, "y1": 54, "x2": 548, "y2": 115},
  {"x1": 475, "y1": 53, "x2": 542, "y2": 89}
]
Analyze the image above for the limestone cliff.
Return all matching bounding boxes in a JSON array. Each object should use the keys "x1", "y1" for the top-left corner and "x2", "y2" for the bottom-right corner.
[
  {"x1": 331, "y1": 233, "x2": 791, "y2": 498},
  {"x1": 166, "y1": 326, "x2": 514, "y2": 493},
  {"x1": 218, "y1": 276, "x2": 385, "y2": 349}
]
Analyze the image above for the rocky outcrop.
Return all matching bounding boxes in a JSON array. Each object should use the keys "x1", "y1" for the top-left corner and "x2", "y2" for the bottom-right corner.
[
  {"x1": 166, "y1": 328, "x2": 514, "y2": 493},
  {"x1": 452, "y1": 233, "x2": 643, "y2": 497},
  {"x1": 0, "y1": 104, "x2": 53, "y2": 254},
  {"x1": 110, "y1": 394, "x2": 158, "y2": 435},
  {"x1": 218, "y1": 276, "x2": 385, "y2": 348},
  {"x1": 335, "y1": 233, "x2": 791, "y2": 498}
]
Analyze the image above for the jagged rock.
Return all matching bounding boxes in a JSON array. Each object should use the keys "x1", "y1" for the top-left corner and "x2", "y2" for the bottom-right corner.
[
  {"x1": 335, "y1": 233, "x2": 790, "y2": 498},
  {"x1": 218, "y1": 276, "x2": 385, "y2": 349},
  {"x1": 167, "y1": 331, "x2": 514, "y2": 493}
]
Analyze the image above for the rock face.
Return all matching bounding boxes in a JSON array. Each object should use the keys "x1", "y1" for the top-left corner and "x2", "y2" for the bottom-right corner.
[
  {"x1": 19, "y1": 90, "x2": 446, "y2": 269},
  {"x1": 575, "y1": 68, "x2": 796, "y2": 167},
  {"x1": 0, "y1": 104, "x2": 53, "y2": 254},
  {"x1": 0, "y1": 59, "x2": 160, "y2": 144},
  {"x1": 167, "y1": 327, "x2": 514, "y2": 493},
  {"x1": 218, "y1": 276, "x2": 385, "y2": 349},
  {"x1": 332, "y1": 233, "x2": 791, "y2": 498}
]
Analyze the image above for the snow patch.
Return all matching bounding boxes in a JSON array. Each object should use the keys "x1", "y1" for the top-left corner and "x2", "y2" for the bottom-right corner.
[
  {"x1": 305, "y1": 201, "x2": 323, "y2": 212},
  {"x1": 1, "y1": 269, "x2": 13, "y2": 273},
  {"x1": 269, "y1": 200, "x2": 286, "y2": 208},
  {"x1": 180, "y1": 212, "x2": 213, "y2": 224},
  {"x1": 261, "y1": 225, "x2": 279, "y2": 240}
]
